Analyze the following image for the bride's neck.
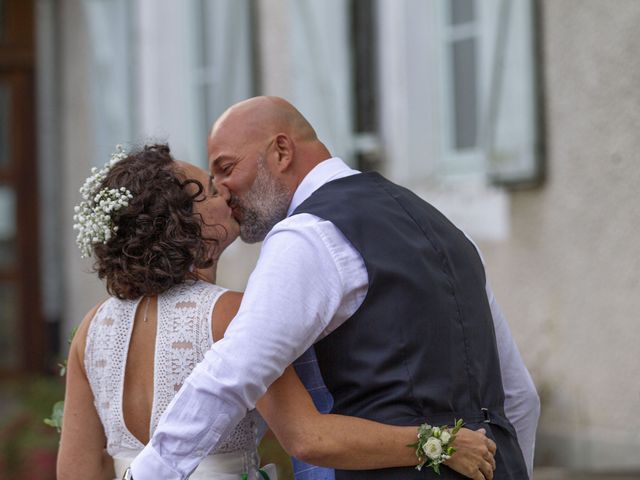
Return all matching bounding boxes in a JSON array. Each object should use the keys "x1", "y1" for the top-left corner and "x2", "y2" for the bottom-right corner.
[{"x1": 195, "y1": 260, "x2": 218, "y2": 284}]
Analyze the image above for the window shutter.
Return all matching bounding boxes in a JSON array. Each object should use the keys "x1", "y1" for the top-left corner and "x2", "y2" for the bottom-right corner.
[
  {"x1": 187, "y1": 0, "x2": 255, "y2": 167},
  {"x1": 480, "y1": 0, "x2": 543, "y2": 186},
  {"x1": 84, "y1": 0, "x2": 134, "y2": 167},
  {"x1": 289, "y1": 0, "x2": 354, "y2": 164},
  {"x1": 195, "y1": 0, "x2": 254, "y2": 124}
]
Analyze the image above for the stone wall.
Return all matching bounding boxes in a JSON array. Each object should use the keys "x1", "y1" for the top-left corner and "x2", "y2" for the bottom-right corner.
[{"x1": 479, "y1": 0, "x2": 640, "y2": 470}]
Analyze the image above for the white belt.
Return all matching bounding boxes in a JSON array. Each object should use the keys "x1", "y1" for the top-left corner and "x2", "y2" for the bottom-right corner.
[{"x1": 113, "y1": 451, "x2": 277, "y2": 480}]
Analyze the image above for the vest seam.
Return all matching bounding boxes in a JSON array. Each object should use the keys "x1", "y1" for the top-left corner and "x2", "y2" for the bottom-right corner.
[
  {"x1": 372, "y1": 174, "x2": 477, "y2": 409},
  {"x1": 295, "y1": 203, "x2": 423, "y2": 415}
]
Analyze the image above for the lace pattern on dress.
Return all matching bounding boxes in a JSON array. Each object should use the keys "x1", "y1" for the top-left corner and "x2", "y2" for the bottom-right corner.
[{"x1": 85, "y1": 281, "x2": 259, "y2": 460}]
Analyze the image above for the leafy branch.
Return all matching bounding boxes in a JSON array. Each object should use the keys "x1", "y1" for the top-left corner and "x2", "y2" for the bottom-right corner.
[{"x1": 43, "y1": 326, "x2": 78, "y2": 433}]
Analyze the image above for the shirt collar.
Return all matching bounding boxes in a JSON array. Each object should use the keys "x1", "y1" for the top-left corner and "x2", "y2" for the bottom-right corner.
[{"x1": 287, "y1": 157, "x2": 360, "y2": 216}]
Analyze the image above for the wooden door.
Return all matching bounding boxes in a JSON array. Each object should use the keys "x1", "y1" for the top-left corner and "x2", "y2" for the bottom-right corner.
[{"x1": 0, "y1": 0, "x2": 43, "y2": 375}]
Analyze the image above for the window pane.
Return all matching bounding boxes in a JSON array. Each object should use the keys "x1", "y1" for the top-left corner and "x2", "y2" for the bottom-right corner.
[
  {"x1": 0, "y1": 84, "x2": 9, "y2": 169},
  {"x1": 451, "y1": 38, "x2": 478, "y2": 150},
  {"x1": 0, "y1": 186, "x2": 15, "y2": 269},
  {"x1": 0, "y1": 282, "x2": 19, "y2": 370},
  {"x1": 450, "y1": 0, "x2": 475, "y2": 25}
]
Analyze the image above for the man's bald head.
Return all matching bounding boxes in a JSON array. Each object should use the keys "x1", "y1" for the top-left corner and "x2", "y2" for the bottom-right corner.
[
  {"x1": 207, "y1": 97, "x2": 332, "y2": 242},
  {"x1": 208, "y1": 96, "x2": 331, "y2": 187},
  {"x1": 210, "y1": 96, "x2": 318, "y2": 145}
]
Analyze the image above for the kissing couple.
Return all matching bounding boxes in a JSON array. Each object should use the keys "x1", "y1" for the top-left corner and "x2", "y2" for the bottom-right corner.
[{"x1": 58, "y1": 96, "x2": 540, "y2": 480}]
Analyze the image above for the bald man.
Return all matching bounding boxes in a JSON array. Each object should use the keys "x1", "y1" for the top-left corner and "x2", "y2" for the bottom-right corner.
[{"x1": 129, "y1": 97, "x2": 539, "y2": 480}]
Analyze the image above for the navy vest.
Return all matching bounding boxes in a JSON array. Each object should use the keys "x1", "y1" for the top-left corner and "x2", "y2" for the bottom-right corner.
[{"x1": 292, "y1": 173, "x2": 527, "y2": 479}]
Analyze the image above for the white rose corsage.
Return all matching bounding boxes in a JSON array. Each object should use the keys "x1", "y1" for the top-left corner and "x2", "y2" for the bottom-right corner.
[{"x1": 408, "y1": 418, "x2": 463, "y2": 474}]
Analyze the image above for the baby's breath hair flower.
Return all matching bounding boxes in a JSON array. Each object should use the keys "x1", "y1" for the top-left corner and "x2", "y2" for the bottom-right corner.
[{"x1": 73, "y1": 145, "x2": 133, "y2": 258}]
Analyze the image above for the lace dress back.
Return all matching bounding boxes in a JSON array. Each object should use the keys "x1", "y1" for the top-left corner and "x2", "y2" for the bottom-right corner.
[{"x1": 85, "y1": 281, "x2": 260, "y2": 476}]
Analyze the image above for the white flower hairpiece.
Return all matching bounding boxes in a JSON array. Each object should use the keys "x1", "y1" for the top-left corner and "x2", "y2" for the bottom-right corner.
[{"x1": 73, "y1": 145, "x2": 133, "y2": 258}]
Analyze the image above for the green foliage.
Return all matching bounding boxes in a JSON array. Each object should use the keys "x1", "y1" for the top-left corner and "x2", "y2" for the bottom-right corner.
[
  {"x1": 43, "y1": 326, "x2": 77, "y2": 433},
  {"x1": 0, "y1": 376, "x2": 63, "y2": 478},
  {"x1": 43, "y1": 400, "x2": 64, "y2": 432}
]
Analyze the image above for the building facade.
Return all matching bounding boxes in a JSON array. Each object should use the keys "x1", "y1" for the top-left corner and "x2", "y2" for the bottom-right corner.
[{"x1": 1, "y1": 0, "x2": 638, "y2": 473}]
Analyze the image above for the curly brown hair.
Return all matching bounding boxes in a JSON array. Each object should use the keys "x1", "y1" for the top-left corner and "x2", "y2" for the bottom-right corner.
[{"x1": 91, "y1": 144, "x2": 218, "y2": 300}]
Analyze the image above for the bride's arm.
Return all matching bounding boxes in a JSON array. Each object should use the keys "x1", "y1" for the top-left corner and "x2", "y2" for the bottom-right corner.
[
  {"x1": 213, "y1": 292, "x2": 496, "y2": 478},
  {"x1": 57, "y1": 303, "x2": 115, "y2": 480},
  {"x1": 257, "y1": 365, "x2": 416, "y2": 469},
  {"x1": 257, "y1": 366, "x2": 495, "y2": 478}
]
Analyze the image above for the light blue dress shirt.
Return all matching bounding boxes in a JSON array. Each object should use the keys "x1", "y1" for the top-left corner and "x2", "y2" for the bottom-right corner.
[{"x1": 291, "y1": 347, "x2": 335, "y2": 480}]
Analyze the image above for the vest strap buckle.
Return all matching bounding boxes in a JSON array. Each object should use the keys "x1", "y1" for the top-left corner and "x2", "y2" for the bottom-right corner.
[{"x1": 481, "y1": 407, "x2": 491, "y2": 423}]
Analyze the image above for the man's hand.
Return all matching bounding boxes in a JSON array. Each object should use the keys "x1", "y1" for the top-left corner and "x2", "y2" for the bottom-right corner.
[{"x1": 444, "y1": 428, "x2": 497, "y2": 479}]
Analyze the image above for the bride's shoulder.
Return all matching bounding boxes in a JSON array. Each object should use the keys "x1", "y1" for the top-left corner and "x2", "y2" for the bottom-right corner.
[
  {"x1": 166, "y1": 279, "x2": 226, "y2": 299},
  {"x1": 198, "y1": 280, "x2": 228, "y2": 297},
  {"x1": 69, "y1": 298, "x2": 109, "y2": 372},
  {"x1": 211, "y1": 289, "x2": 243, "y2": 342}
]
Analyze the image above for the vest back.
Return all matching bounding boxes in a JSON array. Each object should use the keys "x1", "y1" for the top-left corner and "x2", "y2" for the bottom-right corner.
[{"x1": 293, "y1": 173, "x2": 527, "y2": 479}]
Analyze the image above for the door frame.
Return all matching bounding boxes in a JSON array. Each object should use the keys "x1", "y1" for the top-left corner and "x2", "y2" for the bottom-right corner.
[{"x1": 0, "y1": 0, "x2": 43, "y2": 375}]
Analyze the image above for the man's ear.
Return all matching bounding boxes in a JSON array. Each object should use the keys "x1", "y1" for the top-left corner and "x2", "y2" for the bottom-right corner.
[{"x1": 272, "y1": 133, "x2": 294, "y2": 173}]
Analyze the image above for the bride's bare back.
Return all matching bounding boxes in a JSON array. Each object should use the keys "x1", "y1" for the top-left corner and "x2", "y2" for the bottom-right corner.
[
  {"x1": 122, "y1": 290, "x2": 241, "y2": 444},
  {"x1": 122, "y1": 297, "x2": 157, "y2": 444}
]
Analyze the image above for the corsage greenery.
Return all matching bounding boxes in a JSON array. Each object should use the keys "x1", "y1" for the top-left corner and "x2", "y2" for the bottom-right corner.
[{"x1": 408, "y1": 418, "x2": 464, "y2": 474}]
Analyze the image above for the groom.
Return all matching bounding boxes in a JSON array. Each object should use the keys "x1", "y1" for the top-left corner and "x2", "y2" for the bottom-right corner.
[{"x1": 130, "y1": 97, "x2": 539, "y2": 479}]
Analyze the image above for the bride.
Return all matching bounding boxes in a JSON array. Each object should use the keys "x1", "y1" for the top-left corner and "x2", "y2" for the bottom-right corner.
[{"x1": 57, "y1": 144, "x2": 497, "y2": 480}]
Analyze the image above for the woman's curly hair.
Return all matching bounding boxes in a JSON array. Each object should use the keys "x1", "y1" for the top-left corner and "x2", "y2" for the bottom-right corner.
[{"x1": 92, "y1": 144, "x2": 218, "y2": 300}]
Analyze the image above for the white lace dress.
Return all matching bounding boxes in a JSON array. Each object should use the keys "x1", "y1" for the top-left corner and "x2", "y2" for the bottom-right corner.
[{"x1": 85, "y1": 281, "x2": 275, "y2": 480}]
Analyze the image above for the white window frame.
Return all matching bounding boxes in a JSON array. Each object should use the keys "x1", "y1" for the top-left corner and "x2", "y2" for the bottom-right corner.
[
  {"x1": 376, "y1": 0, "x2": 539, "y2": 240},
  {"x1": 377, "y1": 0, "x2": 539, "y2": 186},
  {"x1": 437, "y1": 0, "x2": 485, "y2": 177}
]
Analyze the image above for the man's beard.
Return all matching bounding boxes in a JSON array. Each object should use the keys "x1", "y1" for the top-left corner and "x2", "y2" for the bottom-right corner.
[{"x1": 234, "y1": 158, "x2": 291, "y2": 243}]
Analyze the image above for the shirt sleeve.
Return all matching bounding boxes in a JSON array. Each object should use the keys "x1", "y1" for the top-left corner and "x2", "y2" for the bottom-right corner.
[
  {"x1": 131, "y1": 214, "x2": 367, "y2": 479},
  {"x1": 464, "y1": 234, "x2": 540, "y2": 479},
  {"x1": 486, "y1": 281, "x2": 540, "y2": 479}
]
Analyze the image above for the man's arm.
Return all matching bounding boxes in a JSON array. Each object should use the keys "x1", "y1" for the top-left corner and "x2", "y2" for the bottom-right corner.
[
  {"x1": 486, "y1": 281, "x2": 541, "y2": 478},
  {"x1": 465, "y1": 235, "x2": 540, "y2": 478},
  {"x1": 131, "y1": 216, "x2": 363, "y2": 479}
]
